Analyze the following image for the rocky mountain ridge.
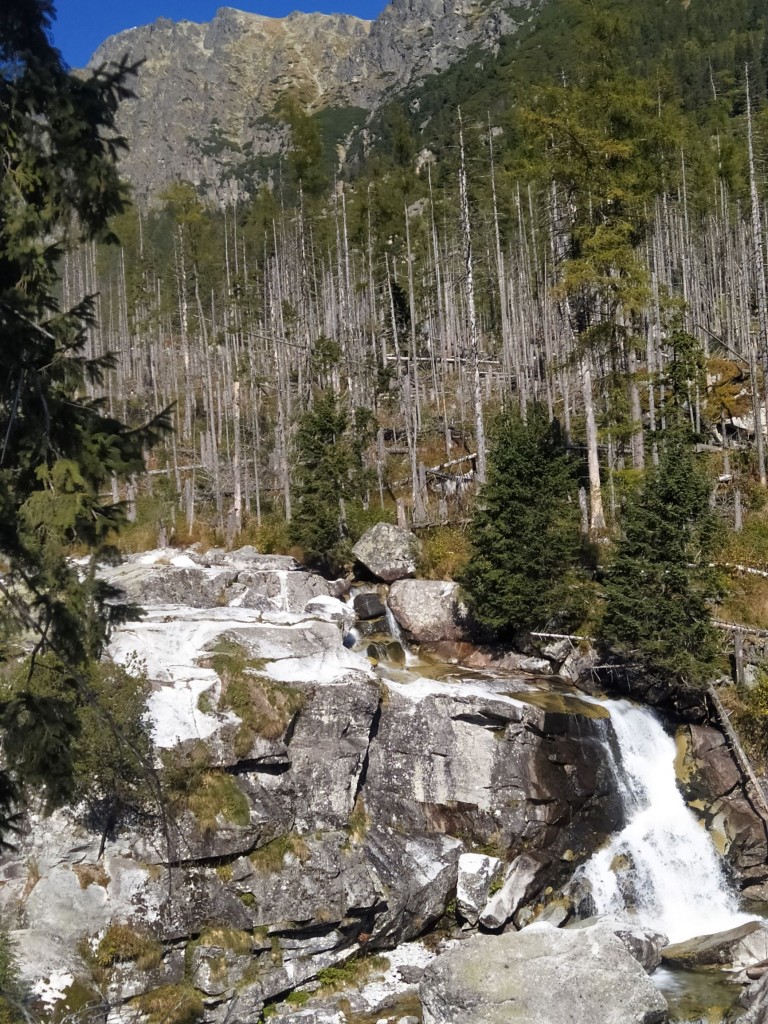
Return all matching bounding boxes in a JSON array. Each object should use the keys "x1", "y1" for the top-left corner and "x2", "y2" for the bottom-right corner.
[{"x1": 88, "y1": 0, "x2": 528, "y2": 201}]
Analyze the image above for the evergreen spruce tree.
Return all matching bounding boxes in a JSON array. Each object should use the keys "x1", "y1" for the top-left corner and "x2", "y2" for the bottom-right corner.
[
  {"x1": 0, "y1": 0, "x2": 168, "y2": 833},
  {"x1": 459, "y1": 405, "x2": 584, "y2": 637},
  {"x1": 289, "y1": 391, "x2": 373, "y2": 574},
  {"x1": 599, "y1": 422, "x2": 720, "y2": 683}
]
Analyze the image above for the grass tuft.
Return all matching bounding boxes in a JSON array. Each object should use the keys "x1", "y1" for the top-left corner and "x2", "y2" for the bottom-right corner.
[
  {"x1": 315, "y1": 955, "x2": 390, "y2": 994},
  {"x1": 207, "y1": 640, "x2": 305, "y2": 754},
  {"x1": 249, "y1": 833, "x2": 311, "y2": 873},
  {"x1": 93, "y1": 924, "x2": 163, "y2": 971},
  {"x1": 132, "y1": 985, "x2": 203, "y2": 1024}
]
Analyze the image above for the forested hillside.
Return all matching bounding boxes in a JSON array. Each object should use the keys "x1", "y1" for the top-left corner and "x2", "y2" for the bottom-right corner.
[
  {"x1": 8, "y1": 5, "x2": 768, "y2": 1019},
  {"x1": 61, "y1": 0, "x2": 768, "y2": 675}
]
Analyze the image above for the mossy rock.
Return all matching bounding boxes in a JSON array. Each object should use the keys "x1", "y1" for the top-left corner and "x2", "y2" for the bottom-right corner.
[{"x1": 504, "y1": 690, "x2": 609, "y2": 719}]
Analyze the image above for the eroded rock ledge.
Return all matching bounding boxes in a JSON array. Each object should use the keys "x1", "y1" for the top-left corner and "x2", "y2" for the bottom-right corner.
[{"x1": 1, "y1": 544, "x2": 763, "y2": 1024}]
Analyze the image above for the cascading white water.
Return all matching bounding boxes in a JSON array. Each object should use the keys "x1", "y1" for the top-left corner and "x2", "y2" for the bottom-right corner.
[
  {"x1": 384, "y1": 606, "x2": 419, "y2": 666},
  {"x1": 576, "y1": 699, "x2": 755, "y2": 944}
]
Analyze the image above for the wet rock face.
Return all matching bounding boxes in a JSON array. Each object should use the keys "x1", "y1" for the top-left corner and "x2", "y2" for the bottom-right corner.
[
  {"x1": 579, "y1": 661, "x2": 710, "y2": 722},
  {"x1": 419, "y1": 923, "x2": 668, "y2": 1024},
  {"x1": 0, "y1": 556, "x2": 635, "y2": 1022},
  {"x1": 363, "y1": 681, "x2": 621, "y2": 905},
  {"x1": 676, "y1": 724, "x2": 768, "y2": 898}
]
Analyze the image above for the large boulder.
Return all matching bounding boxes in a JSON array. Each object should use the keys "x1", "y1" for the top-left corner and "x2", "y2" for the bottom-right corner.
[
  {"x1": 352, "y1": 523, "x2": 421, "y2": 582},
  {"x1": 352, "y1": 590, "x2": 387, "y2": 620},
  {"x1": 419, "y1": 922, "x2": 668, "y2": 1024},
  {"x1": 661, "y1": 920, "x2": 768, "y2": 970},
  {"x1": 568, "y1": 917, "x2": 668, "y2": 972},
  {"x1": 387, "y1": 580, "x2": 475, "y2": 642}
]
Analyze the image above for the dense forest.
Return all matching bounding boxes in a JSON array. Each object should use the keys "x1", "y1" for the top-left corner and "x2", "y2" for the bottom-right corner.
[
  {"x1": 54, "y1": 0, "x2": 768, "y2": 672},
  {"x1": 8, "y1": 0, "x2": 768, "y2": 747}
]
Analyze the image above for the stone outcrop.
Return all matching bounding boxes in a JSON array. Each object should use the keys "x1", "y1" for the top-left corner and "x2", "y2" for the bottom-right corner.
[
  {"x1": 419, "y1": 923, "x2": 668, "y2": 1024},
  {"x1": 661, "y1": 921, "x2": 768, "y2": 971},
  {"x1": 478, "y1": 853, "x2": 548, "y2": 930},
  {"x1": 456, "y1": 854, "x2": 502, "y2": 926},
  {"x1": 10, "y1": 549, "x2": 764, "y2": 1024},
  {"x1": 387, "y1": 580, "x2": 476, "y2": 642},
  {"x1": 734, "y1": 971, "x2": 768, "y2": 1024},
  {"x1": 676, "y1": 723, "x2": 768, "y2": 900},
  {"x1": 2, "y1": 557, "x2": 628, "y2": 1024},
  {"x1": 87, "y1": 0, "x2": 531, "y2": 204},
  {"x1": 100, "y1": 547, "x2": 331, "y2": 615},
  {"x1": 352, "y1": 523, "x2": 421, "y2": 583}
]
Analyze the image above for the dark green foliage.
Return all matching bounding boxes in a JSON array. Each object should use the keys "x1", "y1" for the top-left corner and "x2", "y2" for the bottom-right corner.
[
  {"x1": 600, "y1": 424, "x2": 721, "y2": 683},
  {"x1": 289, "y1": 391, "x2": 374, "y2": 573},
  {"x1": 0, "y1": 1, "x2": 167, "y2": 836},
  {"x1": 278, "y1": 95, "x2": 326, "y2": 198},
  {"x1": 0, "y1": 655, "x2": 153, "y2": 833},
  {"x1": 0, "y1": 928, "x2": 22, "y2": 1024},
  {"x1": 459, "y1": 405, "x2": 584, "y2": 636}
]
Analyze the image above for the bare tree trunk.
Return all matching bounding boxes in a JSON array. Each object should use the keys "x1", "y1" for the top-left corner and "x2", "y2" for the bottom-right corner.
[
  {"x1": 458, "y1": 109, "x2": 487, "y2": 484},
  {"x1": 581, "y1": 353, "x2": 607, "y2": 533},
  {"x1": 747, "y1": 64, "x2": 768, "y2": 485}
]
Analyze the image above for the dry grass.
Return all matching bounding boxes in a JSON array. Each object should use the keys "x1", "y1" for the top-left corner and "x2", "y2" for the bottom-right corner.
[
  {"x1": 93, "y1": 924, "x2": 163, "y2": 971},
  {"x1": 132, "y1": 985, "x2": 203, "y2": 1024},
  {"x1": 160, "y1": 744, "x2": 251, "y2": 833},
  {"x1": 73, "y1": 863, "x2": 111, "y2": 890},
  {"x1": 249, "y1": 833, "x2": 311, "y2": 874},
  {"x1": 418, "y1": 525, "x2": 472, "y2": 580},
  {"x1": 315, "y1": 955, "x2": 390, "y2": 995},
  {"x1": 207, "y1": 640, "x2": 305, "y2": 754},
  {"x1": 716, "y1": 571, "x2": 768, "y2": 631},
  {"x1": 195, "y1": 927, "x2": 252, "y2": 954},
  {"x1": 186, "y1": 772, "x2": 251, "y2": 833}
]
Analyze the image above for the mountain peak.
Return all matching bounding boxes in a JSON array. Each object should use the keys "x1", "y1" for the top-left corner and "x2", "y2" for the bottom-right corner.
[{"x1": 91, "y1": 0, "x2": 521, "y2": 202}]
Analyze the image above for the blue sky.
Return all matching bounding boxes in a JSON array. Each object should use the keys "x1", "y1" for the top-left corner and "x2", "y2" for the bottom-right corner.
[{"x1": 51, "y1": 0, "x2": 388, "y2": 68}]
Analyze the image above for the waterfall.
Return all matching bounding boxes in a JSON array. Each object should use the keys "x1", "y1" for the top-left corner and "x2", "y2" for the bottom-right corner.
[
  {"x1": 385, "y1": 607, "x2": 419, "y2": 666},
  {"x1": 575, "y1": 699, "x2": 755, "y2": 944}
]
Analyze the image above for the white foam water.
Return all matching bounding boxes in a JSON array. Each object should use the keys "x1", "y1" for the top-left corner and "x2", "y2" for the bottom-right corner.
[
  {"x1": 576, "y1": 699, "x2": 755, "y2": 944},
  {"x1": 384, "y1": 606, "x2": 419, "y2": 666}
]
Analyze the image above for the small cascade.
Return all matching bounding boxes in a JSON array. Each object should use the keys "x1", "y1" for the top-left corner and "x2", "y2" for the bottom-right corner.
[
  {"x1": 575, "y1": 699, "x2": 754, "y2": 944},
  {"x1": 277, "y1": 570, "x2": 288, "y2": 612},
  {"x1": 384, "y1": 606, "x2": 419, "y2": 666}
]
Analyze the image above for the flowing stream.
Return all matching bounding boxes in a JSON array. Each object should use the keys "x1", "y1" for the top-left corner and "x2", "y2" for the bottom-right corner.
[{"x1": 576, "y1": 699, "x2": 755, "y2": 944}]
